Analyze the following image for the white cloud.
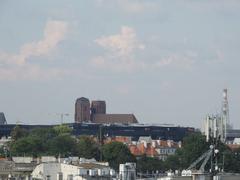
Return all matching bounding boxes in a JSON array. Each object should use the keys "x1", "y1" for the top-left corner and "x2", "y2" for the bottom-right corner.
[
  {"x1": 0, "y1": 20, "x2": 68, "y2": 80},
  {"x1": 95, "y1": 26, "x2": 145, "y2": 56},
  {"x1": 92, "y1": 26, "x2": 197, "y2": 72},
  {"x1": 92, "y1": 26, "x2": 145, "y2": 72}
]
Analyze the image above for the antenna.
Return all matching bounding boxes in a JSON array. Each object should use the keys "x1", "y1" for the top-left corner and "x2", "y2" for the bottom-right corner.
[
  {"x1": 222, "y1": 89, "x2": 229, "y2": 125},
  {"x1": 222, "y1": 89, "x2": 230, "y2": 142}
]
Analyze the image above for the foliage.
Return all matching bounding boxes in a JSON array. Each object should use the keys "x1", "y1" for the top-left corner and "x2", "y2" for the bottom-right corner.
[
  {"x1": 223, "y1": 148, "x2": 240, "y2": 173},
  {"x1": 0, "y1": 147, "x2": 6, "y2": 158},
  {"x1": 102, "y1": 142, "x2": 136, "y2": 171},
  {"x1": 9, "y1": 126, "x2": 99, "y2": 158},
  {"x1": 137, "y1": 155, "x2": 164, "y2": 173},
  {"x1": 9, "y1": 126, "x2": 76, "y2": 157},
  {"x1": 10, "y1": 126, "x2": 28, "y2": 141},
  {"x1": 164, "y1": 154, "x2": 181, "y2": 171},
  {"x1": 53, "y1": 125, "x2": 72, "y2": 135},
  {"x1": 47, "y1": 134, "x2": 77, "y2": 157},
  {"x1": 77, "y1": 136, "x2": 100, "y2": 160},
  {"x1": 10, "y1": 136, "x2": 43, "y2": 156},
  {"x1": 174, "y1": 132, "x2": 210, "y2": 169}
]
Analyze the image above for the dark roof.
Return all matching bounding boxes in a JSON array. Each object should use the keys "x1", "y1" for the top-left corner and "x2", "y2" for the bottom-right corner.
[
  {"x1": 76, "y1": 97, "x2": 90, "y2": 102},
  {"x1": 92, "y1": 114, "x2": 138, "y2": 124},
  {"x1": 78, "y1": 163, "x2": 108, "y2": 169}
]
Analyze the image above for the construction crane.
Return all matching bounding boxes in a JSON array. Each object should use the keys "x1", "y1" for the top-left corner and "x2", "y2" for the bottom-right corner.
[
  {"x1": 186, "y1": 148, "x2": 213, "y2": 173},
  {"x1": 48, "y1": 113, "x2": 70, "y2": 124},
  {"x1": 182, "y1": 144, "x2": 220, "y2": 177}
]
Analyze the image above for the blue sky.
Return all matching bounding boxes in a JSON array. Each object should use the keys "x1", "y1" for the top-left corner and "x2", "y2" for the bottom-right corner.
[{"x1": 0, "y1": 0, "x2": 239, "y2": 128}]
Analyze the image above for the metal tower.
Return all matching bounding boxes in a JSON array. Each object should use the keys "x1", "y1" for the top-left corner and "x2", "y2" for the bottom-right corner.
[
  {"x1": 221, "y1": 89, "x2": 230, "y2": 142},
  {"x1": 222, "y1": 89, "x2": 229, "y2": 125}
]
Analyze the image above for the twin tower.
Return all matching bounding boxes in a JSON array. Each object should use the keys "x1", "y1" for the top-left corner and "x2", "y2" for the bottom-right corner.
[
  {"x1": 75, "y1": 97, "x2": 106, "y2": 123},
  {"x1": 74, "y1": 97, "x2": 138, "y2": 124}
]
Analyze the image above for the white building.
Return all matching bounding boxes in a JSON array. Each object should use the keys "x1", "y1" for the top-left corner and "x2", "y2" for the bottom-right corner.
[
  {"x1": 119, "y1": 163, "x2": 136, "y2": 180},
  {"x1": 31, "y1": 162, "x2": 114, "y2": 180}
]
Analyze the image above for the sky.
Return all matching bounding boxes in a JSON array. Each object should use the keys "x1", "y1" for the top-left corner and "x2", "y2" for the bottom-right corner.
[{"x1": 0, "y1": 0, "x2": 239, "y2": 129}]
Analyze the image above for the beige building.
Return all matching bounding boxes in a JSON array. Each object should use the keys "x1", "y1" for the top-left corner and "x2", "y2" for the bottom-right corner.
[{"x1": 31, "y1": 162, "x2": 115, "y2": 180}]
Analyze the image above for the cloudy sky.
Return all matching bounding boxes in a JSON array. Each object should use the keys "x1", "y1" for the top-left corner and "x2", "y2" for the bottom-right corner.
[{"x1": 0, "y1": 0, "x2": 239, "y2": 128}]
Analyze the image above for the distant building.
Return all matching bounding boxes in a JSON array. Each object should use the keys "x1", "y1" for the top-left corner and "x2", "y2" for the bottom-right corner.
[
  {"x1": 119, "y1": 163, "x2": 136, "y2": 180},
  {"x1": 0, "y1": 113, "x2": 6, "y2": 125},
  {"x1": 31, "y1": 160, "x2": 115, "y2": 180},
  {"x1": 129, "y1": 137, "x2": 180, "y2": 160},
  {"x1": 0, "y1": 159, "x2": 35, "y2": 179},
  {"x1": 75, "y1": 97, "x2": 91, "y2": 123},
  {"x1": 92, "y1": 114, "x2": 138, "y2": 124},
  {"x1": 91, "y1": 101, "x2": 106, "y2": 114},
  {"x1": 74, "y1": 97, "x2": 138, "y2": 124}
]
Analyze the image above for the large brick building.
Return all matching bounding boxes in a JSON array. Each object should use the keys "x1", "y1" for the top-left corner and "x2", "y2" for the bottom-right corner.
[
  {"x1": 75, "y1": 97, "x2": 91, "y2": 123},
  {"x1": 74, "y1": 97, "x2": 138, "y2": 124}
]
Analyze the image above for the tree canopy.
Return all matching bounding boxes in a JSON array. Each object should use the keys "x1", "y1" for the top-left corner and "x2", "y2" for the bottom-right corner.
[
  {"x1": 9, "y1": 126, "x2": 98, "y2": 158},
  {"x1": 102, "y1": 142, "x2": 136, "y2": 171}
]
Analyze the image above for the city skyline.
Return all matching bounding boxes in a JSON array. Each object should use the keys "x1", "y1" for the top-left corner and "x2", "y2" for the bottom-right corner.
[{"x1": 0, "y1": 1, "x2": 240, "y2": 128}]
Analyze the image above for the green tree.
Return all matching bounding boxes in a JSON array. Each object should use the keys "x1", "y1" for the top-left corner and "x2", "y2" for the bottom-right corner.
[
  {"x1": 164, "y1": 154, "x2": 180, "y2": 171},
  {"x1": 76, "y1": 136, "x2": 100, "y2": 160},
  {"x1": 224, "y1": 148, "x2": 240, "y2": 173},
  {"x1": 137, "y1": 155, "x2": 164, "y2": 173},
  {"x1": 102, "y1": 142, "x2": 136, "y2": 171},
  {"x1": 47, "y1": 134, "x2": 77, "y2": 157},
  {"x1": 30, "y1": 127, "x2": 57, "y2": 141},
  {"x1": 53, "y1": 125, "x2": 72, "y2": 135},
  {"x1": 10, "y1": 136, "x2": 43, "y2": 156},
  {"x1": 174, "y1": 132, "x2": 210, "y2": 169},
  {"x1": 10, "y1": 126, "x2": 28, "y2": 141}
]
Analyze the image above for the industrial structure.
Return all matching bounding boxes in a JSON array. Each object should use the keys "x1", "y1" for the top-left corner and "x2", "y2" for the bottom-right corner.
[
  {"x1": 75, "y1": 97, "x2": 138, "y2": 124},
  {"x1": 203, "y1": 89, "x2": 230, "y2": 143}
]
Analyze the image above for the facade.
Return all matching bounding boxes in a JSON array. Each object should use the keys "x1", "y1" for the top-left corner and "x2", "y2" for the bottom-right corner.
[
  {"x1": 75, "y1": 97, "x2": 91, "y2": 123},
  {"x1": 129, "y1": 138, "x2": 180, "y2": 160},
  {"x1": 91, "y1": 101, "x2": 106, "y2": 114},
  {"x1": 106, "y1": 136, "x2": 181, "y2": 160},
  {"x1": 0, "y1": 123, "x2": 194, "y2": 142},
  {"x1": 0, "y1": 159, "x2": 35, "y2": 180},
  {"x1": 31, "y1": 162, "x2": 114, "y2": 180},
  {"x1": 119, "y1": 163, "x2": 136, "y2": 180},
  {"x1": 92, "y1": 114, "x2": 138, "y2": 124}
]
